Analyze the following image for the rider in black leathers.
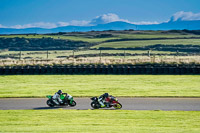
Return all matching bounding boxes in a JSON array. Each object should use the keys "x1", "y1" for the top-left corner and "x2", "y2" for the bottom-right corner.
[{"x1": 98, "y1": 93, "x2": 109, "y2": 107}]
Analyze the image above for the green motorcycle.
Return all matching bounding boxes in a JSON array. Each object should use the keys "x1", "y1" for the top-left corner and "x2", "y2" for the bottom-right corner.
[{"x1": 46, "y1": 93, "x2": 76, "y2": 107}]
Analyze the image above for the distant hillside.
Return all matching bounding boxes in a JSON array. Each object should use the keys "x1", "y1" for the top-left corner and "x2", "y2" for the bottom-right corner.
[{"x1": 0, "y1": 20, "x2": 200, "y2": 34}]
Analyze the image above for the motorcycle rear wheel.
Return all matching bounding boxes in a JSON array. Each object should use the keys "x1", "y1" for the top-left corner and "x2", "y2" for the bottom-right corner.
[
  {"x1": 46, "y1": 100, "x2": 54, "y2": 107},
  {"x1": 113, "y1": 103, "x2": 122, "y2": 109}
]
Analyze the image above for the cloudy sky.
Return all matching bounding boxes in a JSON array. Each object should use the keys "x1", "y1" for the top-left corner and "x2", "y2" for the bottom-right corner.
[{"x1": 0, "y1": 0, "x2": 200, "y2": 29}]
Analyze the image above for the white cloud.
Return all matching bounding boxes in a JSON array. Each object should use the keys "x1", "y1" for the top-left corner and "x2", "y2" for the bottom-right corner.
[
  {"x1": 0, "y1": 21, "x2": 91, "y2": 29},
  {"x1": 171, "y1": 11, "x2": 200, "y2": 21},
  {"x1": 57, "y1": 22, "x2": 70, "y2": 27},
  {"x1": 0, "y1": 13, "x2": 166, "y2": 29},
  {"x1": 69, "y1": 20, "x2": 91, "y2": 26},
  {"x1": 8, "y1": 22, "x2": 58, "y2": 29},
  {"x1": 90, "y1": 13, "x2": 160, "y2": 25},
  {"x1": 58, "y1": 20, "x2": 91, "y2": 27},
  {"x1": 0, "y1": 24, "x2": 7, "y2": 28},
  {"x1": 131, "y1": 21, "x2": 159, "y2": 25},
  {"x1": 90, "y1": 13, "x2": 130, "y2": 25}
]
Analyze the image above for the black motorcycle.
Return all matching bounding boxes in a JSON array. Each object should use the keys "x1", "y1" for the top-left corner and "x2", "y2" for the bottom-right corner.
[{"x1": 90, "y1": 96, "x2": 122, "y2": 109}]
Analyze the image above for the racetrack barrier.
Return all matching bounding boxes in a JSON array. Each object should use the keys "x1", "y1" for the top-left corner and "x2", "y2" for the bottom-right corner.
[{"x1": 0, "y1": 65, "x2": 200, "y2": 75}]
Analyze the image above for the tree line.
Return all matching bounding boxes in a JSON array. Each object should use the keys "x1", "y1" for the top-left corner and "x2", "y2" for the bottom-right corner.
[{"x1": 0, "y1": 37, "x2": 91, "y2": 51}]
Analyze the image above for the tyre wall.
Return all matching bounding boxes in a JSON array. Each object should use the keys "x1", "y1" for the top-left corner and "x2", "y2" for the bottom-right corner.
[{"x1": 0, "y1": 65, "x2": 200, "y2": 75}]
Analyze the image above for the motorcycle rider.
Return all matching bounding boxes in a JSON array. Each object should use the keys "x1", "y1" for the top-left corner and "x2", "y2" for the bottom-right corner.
[
  {"x1": 98, "y1": 93, "x2": 110, "y2": 107},
  {"x1": 52, "y1": 90, "x2": 63, "y2": 105}
]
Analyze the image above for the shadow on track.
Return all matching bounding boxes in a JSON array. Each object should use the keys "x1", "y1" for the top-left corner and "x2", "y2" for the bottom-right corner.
[{"x1": 33, "y1": 106, "x2": 72, "y2": 110}]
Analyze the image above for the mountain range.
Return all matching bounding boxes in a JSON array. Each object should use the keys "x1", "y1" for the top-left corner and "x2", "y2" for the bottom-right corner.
[{"x1": 0, "y1": 20, "x2": 200, "y2": 34}]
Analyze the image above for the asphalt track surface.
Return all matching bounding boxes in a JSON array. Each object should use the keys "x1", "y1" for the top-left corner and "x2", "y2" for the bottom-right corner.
[{"x1": 0, "y1": 98, "x2": 200, "y2": 111}]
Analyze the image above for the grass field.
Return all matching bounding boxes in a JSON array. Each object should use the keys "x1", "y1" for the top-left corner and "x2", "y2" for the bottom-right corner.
[
  {"x1": 92, "y1": 39, "x2": 200, "y2": 49},
  {"x1": 0, "y1": 34, "x2": 118, "y2": 43},
  {"x1": 116, "y1": 33, "x2": 200, "y2": 39},
  {"x1": 0, "y1": 110, "x2": 199, "y2": 132},
  {"x1": 1, "y1": 33, "x2": 200, "y2": 43},
  {"x1": 0, "y1": 75, "x2": 200, "y2": 98}
]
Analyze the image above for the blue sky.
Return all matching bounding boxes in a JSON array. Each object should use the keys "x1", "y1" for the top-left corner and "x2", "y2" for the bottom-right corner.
[{"x1": 0, "y1": 0, "x2": 200, "y2": 28}]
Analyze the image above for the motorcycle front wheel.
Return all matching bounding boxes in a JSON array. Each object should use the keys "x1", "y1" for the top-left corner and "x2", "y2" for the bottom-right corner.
[
  {"x1": 69, "y1": 101, "x2": 76, "y2": 107},
  {"x1": 113, "y1": 103, "x2": 122, "y2": 109},
  {"x1": 91, "y1": 102, "x2": 99, "y2": 109},
  {"x1": 46, "y1": 100, "x2": 54, "y2": 107}
]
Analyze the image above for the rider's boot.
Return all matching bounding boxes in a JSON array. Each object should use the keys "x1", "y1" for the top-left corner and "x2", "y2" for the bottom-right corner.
[
  {"x1": 106, "y1": 103, "x2": 110, "y2": 108},
  {"x1": 101, "y1": 104, "x2": 106, "y2": 108}
]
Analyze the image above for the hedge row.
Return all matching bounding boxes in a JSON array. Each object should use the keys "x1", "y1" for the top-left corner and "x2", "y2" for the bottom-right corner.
[
  {"x1": 0, "y1": 37, "x2": 91, "y2": 51},
  {"x1": 97, "y1": 44, "x2": 200, "y2": 53},
  {"x1": 0, "y1": 65, "x2": 200, "y2": 75}
]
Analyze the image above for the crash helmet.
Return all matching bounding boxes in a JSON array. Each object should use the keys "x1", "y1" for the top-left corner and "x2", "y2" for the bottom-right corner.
[
  {"x1": 58, "y1": 90, "x2": 62, "y2": 95},
  {"x1": 104, "y1": 93, "x2": 109, "y2": 98}
]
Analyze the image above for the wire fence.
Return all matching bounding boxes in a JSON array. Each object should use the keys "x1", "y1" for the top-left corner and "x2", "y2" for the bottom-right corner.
[{"x1": 0, "y1": 50, "x2": 200, "y2": 66}]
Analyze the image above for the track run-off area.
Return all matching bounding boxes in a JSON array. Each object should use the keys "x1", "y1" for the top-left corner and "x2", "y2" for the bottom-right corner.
[{"x1": 0, "y1": 98, "x2": 200, "y2": 111}]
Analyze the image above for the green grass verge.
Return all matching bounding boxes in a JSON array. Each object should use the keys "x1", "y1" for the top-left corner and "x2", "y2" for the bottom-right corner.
[
  {"x1": 93, "y1": 39, "x2": 200, "y2": 48},
  {"x1": 0, "y1": 75, "x2": 200, "y2": 98},
  {"x1": 0, "y1": 110, "x2": 199, "y2": 133}
]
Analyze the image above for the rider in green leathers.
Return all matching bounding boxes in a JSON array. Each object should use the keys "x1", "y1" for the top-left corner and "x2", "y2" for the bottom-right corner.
[
  {"x1": 52, "y1": 90, "x2": 63, "y2": 105},
  {"x1": 52, "y1": 90, "x2": 73, "y2": 105}
]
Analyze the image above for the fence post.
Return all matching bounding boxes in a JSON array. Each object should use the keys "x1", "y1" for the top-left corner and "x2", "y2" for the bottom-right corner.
[
  {"x1": 148, "y1": 50, "x2": 150, "y2": 57},
  {"x1": 99, "y1": 50, "x2": 102, "y2": 63},
  {"x1": 176, "y1": 50, "x2": 179, "y2": 56},
  {"x1": 124, "y1": 50, "x2": 126, "y2": 61},
  {"x1": 19, "y1": 51, "x2": 22, "y2": 60},
  {"x1": 47, "y1": 50, "x2": 49, "y2": 59},
  {"x1": 73, "y1": 50, "x2": 75, "y2": 64},
  {"x1": 160, "y1": 56, "x2": 163, "y2": 64}
]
